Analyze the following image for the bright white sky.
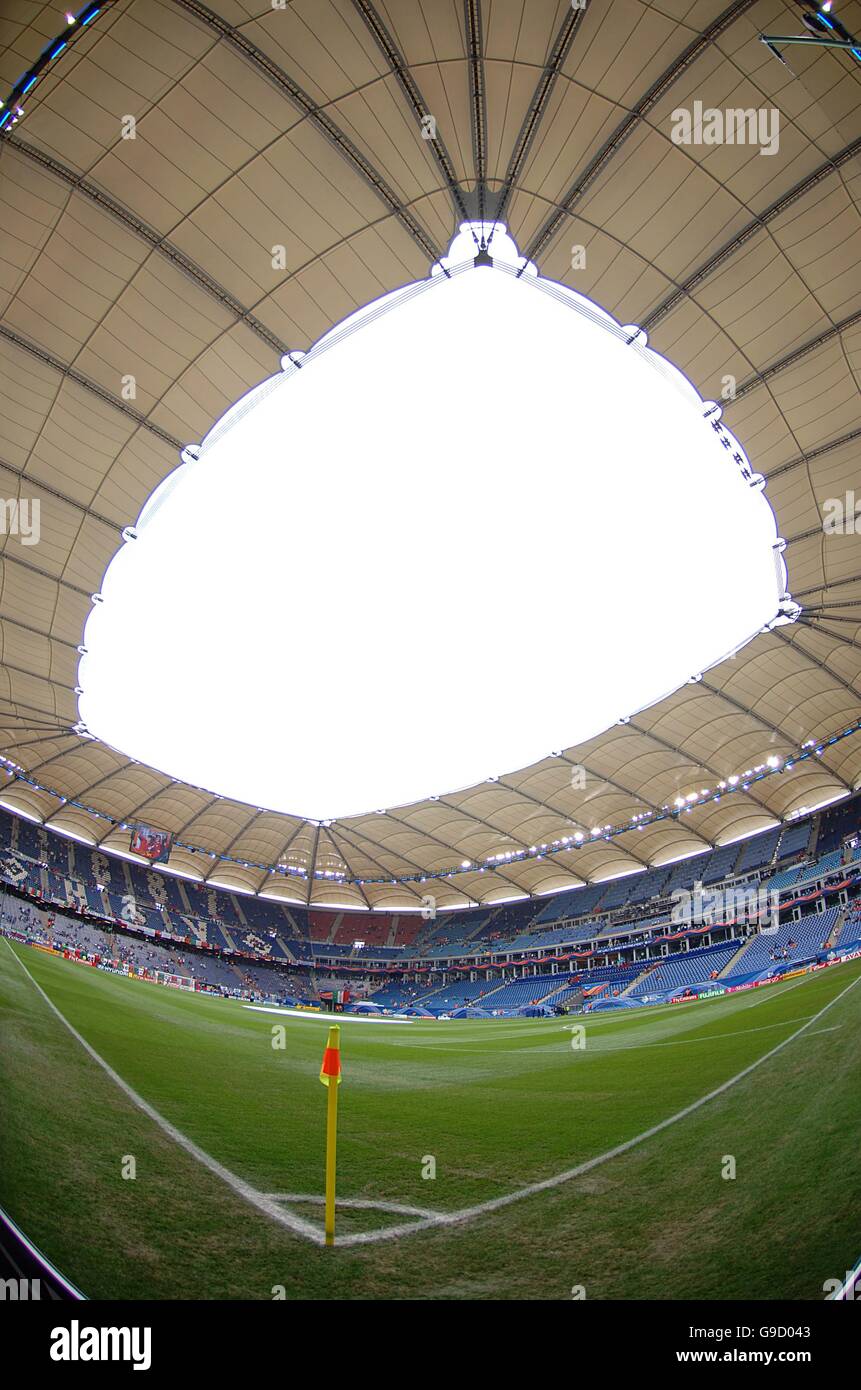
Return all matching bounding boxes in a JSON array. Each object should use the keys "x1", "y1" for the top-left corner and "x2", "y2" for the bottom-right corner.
[{"x1": 79, "y1": 228, "x2": 783, "y2": 821}]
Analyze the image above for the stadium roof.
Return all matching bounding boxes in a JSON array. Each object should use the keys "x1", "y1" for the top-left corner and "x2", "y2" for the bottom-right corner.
[{"x1": 0, "y1": 0, "x2": 860, "y2": 911}]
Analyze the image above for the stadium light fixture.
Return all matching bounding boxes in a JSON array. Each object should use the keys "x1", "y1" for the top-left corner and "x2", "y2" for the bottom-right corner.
[{"x1": 79, "y1": 224, "x2": 787, "y2": 822}]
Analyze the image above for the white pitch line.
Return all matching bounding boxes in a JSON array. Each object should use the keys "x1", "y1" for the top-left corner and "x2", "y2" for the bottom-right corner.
[
  {"x1": 560, "y1": 1014, "x2": 821, "y2": 1054},
  {"x1": 4, "y1": 940, "x2": 325, "y2": 1247},
  {"x1": 265, "y1": 1194, "x2": 442, "y2": 1219},
  {"x1": 8, "y1": 939, "x2": 860, "y2": 1252},
  {"x1": 243, "y1": 1005, "x2": 415, "y2": 1025},
  {"x1": 332, "y1": 969, "x2": 861, "y2": 1247}
]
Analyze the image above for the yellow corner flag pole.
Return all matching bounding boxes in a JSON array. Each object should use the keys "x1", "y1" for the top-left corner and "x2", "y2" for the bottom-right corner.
[{"x1": 319, "y1": 1023, "x2": 342, "y2": 1246}]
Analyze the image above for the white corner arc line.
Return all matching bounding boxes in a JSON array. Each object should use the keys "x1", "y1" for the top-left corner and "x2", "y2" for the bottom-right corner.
[
  {"x1": 265, "y1": 1194, "x2": 443, "y2": 1219},
  {"x1": 7, "y1": 940, "x2": 860, "y2": 1251},
  {"x1": 334, "y1": 970, "x2": 861, "y2": 1247}
]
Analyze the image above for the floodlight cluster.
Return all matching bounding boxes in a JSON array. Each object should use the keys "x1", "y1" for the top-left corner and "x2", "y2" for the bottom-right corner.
[
  {"x1": 0, "y1": 6, "x2": 110, "y2": 135},
  {"x1": 1, "y1": 719, "x2": 858, "y2": 896}
]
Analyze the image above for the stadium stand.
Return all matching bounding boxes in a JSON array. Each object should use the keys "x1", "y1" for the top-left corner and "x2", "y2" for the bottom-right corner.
[
  {"x1": 3, "y1": 795, "x2": 861, "y2": 1020},
  {"x1": 531, "y1": 883, "x2": 607, "y2": 924},
  {"x1": 421, "y1": 978, "x2": 505, "y2": 1012},
  {"x1": 472, "y1": 974, "x2": 564, "y2": 1010},
  {"x1": 734, "y1": 828, "x2": 781, "y2": 874},
  {"x1": 817, "y1": 798, "x2": 861, "y2": 856},
  {"x1": 762, "y1": 865, "x2": 804, "y2": 893},
  {"x1": 796, "y1": 851, "x2": 843, "y2": 885},
  {"x1": 663, "y1": 851, "x2": 713, "y2": 895},
  {"x1": 625, "y1": 866, "x2": 673, "y2": 905},
  {"x1": 776, "y1": 821, "x2": 813, "y2": 862},
  {"x1": 723, "y1": 908, "x2": 840, "y2": 979},
  {"x1": 702, "y1": 843, "x2": 741, "y2": 884},
  {"x1": 629, "y1": 943, "x2": 738, "y2": 997}
]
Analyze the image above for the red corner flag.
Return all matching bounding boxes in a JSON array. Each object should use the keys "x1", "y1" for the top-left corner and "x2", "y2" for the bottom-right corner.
[
  {"x1": 320, "y1": 1024, "x2": 341, "y2": 1246},
  {"x1": 320, "y1": 1024, "x2": 342, "y2": 1087}
]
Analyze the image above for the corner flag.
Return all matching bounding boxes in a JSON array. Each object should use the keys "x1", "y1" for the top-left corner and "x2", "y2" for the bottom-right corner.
[
  {"x1": 320, "y1": 1024, "x2": 341, "y2": 1245},
  {"x1": 320, "y1": 1025, "x2": 342, "y2": 1087}
]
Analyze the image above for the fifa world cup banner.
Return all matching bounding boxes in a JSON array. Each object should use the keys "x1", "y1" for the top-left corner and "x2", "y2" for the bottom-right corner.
[{"x1": 130, "y1": 824, "x2": 173, "y2": 864}]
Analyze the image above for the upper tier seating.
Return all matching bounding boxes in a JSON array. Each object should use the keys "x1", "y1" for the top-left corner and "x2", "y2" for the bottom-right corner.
[
  {"x1": 531, "y1": 883, "x2": 607, "y2": 924},
  {"x1": 734, "y1": 827, "x2": 781, "y2": 874},
  {"x1": 776, "y1": 821, "x2": 812, "y2": 862},
  {"x1": 702, "y1": 842, "x2": 741, "y2": 884},
  {"x1": 817, "y1": 798, "x2": 861, "y2": 856}
]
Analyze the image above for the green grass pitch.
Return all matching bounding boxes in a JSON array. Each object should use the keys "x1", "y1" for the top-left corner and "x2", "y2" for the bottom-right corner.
[{"x1": 2, "y1": 937, "x2": 860, "y2": 1300}]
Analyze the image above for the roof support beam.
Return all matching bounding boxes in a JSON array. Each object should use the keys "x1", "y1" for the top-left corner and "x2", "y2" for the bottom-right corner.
[
  {"x1": 463, "y1": 0, "x2": 488, "y2": 225},
  {"x1": 0, "y1": 657, "x2": 81, "y2": 696},
  {"x1": 201, "y1": 809, "x2": 270, "y2": 882},
  {"x1": 492, "y1": 776, "x2": 672, "y2": 865},
  {"x1": 700, "y1": 674, "x2": 813, "y2": 751},
  {"x1": 798, "y1": 616, "x2": 861, "y2": 655},
  {"x1": 557, "y1": 751, "x2": 711, "y2": 847},
  {"x1": 334, "y1": 815, "x2": 484, "y2": 905},
  {"x1": 256, "y1": 819, "x2": 308, "y2": 893},
  {"x1": 0, "y1": 614, "x2": 80, "y2": 652},
  {"x1": 642, "y1": 138, "x2": 861, "y2": 331},
  {"x1": 5, "y1": 138, "x2": 290, "y2": 358},
  {"x1": 0, "y1": 324, "x2": 182, "y2": 450},
  {"x1": 804, "y1": 600, "x2": 861, "y2": 613},
  {"x1": 771, "y1": 625, "x2": 861, "y2": 715},
  {"x1": 173, "y1": 0, "x2": 442, "y2": 263},
  {"x1": 0, "y1": 698, "x2": 73, "y2": 726},
  {"x1": 795, "y1": 575, "x2": 861, "y2": 600},
  {"x1": 0, "y1": 730, "x2": 78, "y2": 755},
  {"x1": 0, "y1": 550, "x2": 94, "y2": 604},
  {"x1": 52, "y1": 762, "x2": 142, "y2": 822},
  {"x1": 733, "y1": 309, "x2": 861, "y2": 401},
  {"x1": 766, "y1": 426, "x2": 861, "y2": 482},
  {"x1": 0, "y1": 452, "x2": 124, "y2": 533},
  {"x1": 492, "y1": 6, "x2": 586, "y2": 232},
  {"x1": 437, "y1": 789, "x2": 596, "y2": 878},
  {"x1": 171, "y1": 795, "x2": 229, "y2": 845},
  {"x1": 322, "y1": 824, "x2": 373, "y2": 910},
  {"x1": 626, "y1": 717, "x2": 778, "y2": 819},
  {"x1": 378, "y1": 805, "x2": 539, "y2": 898},
  {"x1": 305, "y1": 822, "x2": 321, "y2": 905},
  {"x1": 93, "y1": 786, "x2": 171, "y2": 848},
  {"x1": 526, "y1": 0, "x2": 758, "y2": 262},
  {"x1": 353, "y1": 0, "x2": 470, "y2": 226}
]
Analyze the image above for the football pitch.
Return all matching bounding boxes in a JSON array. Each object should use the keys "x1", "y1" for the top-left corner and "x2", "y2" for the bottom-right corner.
[{"x1": 2, "y1": 937, "x2": 860, "y2": 1301}]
